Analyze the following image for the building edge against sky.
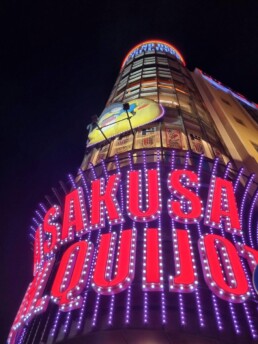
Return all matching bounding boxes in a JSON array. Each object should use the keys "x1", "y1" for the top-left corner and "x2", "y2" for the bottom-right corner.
[{"x1": 8, "y1": 40, "x2": 258, "y2": 344}]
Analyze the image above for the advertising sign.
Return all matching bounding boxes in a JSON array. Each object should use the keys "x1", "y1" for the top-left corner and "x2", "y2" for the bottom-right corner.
[
  {"x1": 8, "y1": 154, "x2": 258, "y2": 344},
  {"x1": 87, "y1": 98, "x2": 164, "y2": 147}
]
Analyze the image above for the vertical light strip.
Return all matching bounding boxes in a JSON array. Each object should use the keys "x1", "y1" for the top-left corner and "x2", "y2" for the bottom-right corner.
[
  {"x1": 157, "y1": 151, "x2": 167, "y2": 324},
  {"x1": 231, "y1": 172, "x2": 258, "y2": 338},
  {"x1": 76, "y1": 169, "x2": 94, "y2": 330},
  {"x1": 248, "y1": 190, "x2": 258, "y2": 247},
  {"x1": 17, "y1": 328, "x2": 27, "y2": 344},
  {"x1": 50, "y1": 310, "x2": 61, "y2": 337},
  {"x1": 61, "y1": 173, "x2": 77, "y2": 336},
  {"x1": 143, "y1": 291, "x2": 148, "y2": 324},
  {"x1": 63, "y1": 311, "x2": 71, "y2": 334},
  {"x1": 186, "y1": 152, "x2": 204, "y2": 328},
  {"x1": 197, "y1": 155, "x2": 223, "y2": 331},
  {"x1": 89, "y1": 164, "x2": 103, "y2": 328},
  {"x1": 229, "y1": 303, "x2": 241, "y2": 334},
  {"x1": 171, "y1": 151, "x2": 186, "y2": 325},
  {"x1": 125, "y1": 152, "x2": 134, "y2": 324},
  {"x1": 240, "y1": 174, "x2": 255, "y2": 242},
  {"x1": 68, "y1": 173, "x2": 77, "y2": 190},
  {"x1": 143, "y1": 151, "x2": 149, "y2": 324}
]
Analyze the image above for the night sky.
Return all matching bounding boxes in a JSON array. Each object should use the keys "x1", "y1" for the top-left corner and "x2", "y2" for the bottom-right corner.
[{"x1": 1, "y1": 1, "x2": 257, "y2": 342}]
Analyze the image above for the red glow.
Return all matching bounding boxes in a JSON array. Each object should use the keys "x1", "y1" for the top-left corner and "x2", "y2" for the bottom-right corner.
[
  {"x1": 205, "y1": 177, "x2": 241, "y2": 235},
  {"x1": 168, "y1": 169, "x2": 203, "y2": 223},
  {"x1": 169, "y1": 229, "x2": 197, "y2": 292},
  {"x1": 90, "y1": 174, "x2": 123, "y2": 228},
  {"x1": 33, "y1": 226, "x2": 42, "y2": 276},
  {"x1": 127, "y1": 169, "x2": 161, "y2": 221},
  {"x1": 199, "y1": 234, "x2": 249, "y2": 302},
  {"x1": 61, "y1": 187, "x2": 88, "y2": 243},
  {"x1": 51, "y1": 241, "x2": 93, "y2": 311},
  {"x1": 43, "y1": 206, "x2": 61, "y2": 256},
  {"x1": 92, "y1": 229, "x2": 136, "y2": 294},
  {"x1": 144, "y1": 228, "x2": 163, "y2": 291}
]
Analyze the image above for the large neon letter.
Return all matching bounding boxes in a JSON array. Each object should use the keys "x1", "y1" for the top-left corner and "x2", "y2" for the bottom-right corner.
[
  {"x1": 51, "y1": 241, "x2": 93, "y2": 311},
  {"x1": 205, "y1": 177, "x2": 241, "y2": 235},
  {"x1": 127, "y1": 169, "x2": 161, "y2": 222},
  {"x1": 90, "y1": 173, "x2": 123, "y2": 229},
  {"x1": 43, "y1": 205, "x2": 61, "y2": 257},
  {"x1": 199, "y1": 234, "x2": 249, "y2": 302},
  {"x1": 92, "y1": 228, "x2": 136, "y2": 294},
  {"x1": 167, "y1": 169, "x2": 203, "y2": 224},
  {"x1": 169, "y1": 229, "x2": 198, "y2": 292},
  {"x1": 143, "y1": 228, "x2": 164, "y2": 291},
  {"x1": 61, "y1": 187, "x2": 88, "y2": 243}
]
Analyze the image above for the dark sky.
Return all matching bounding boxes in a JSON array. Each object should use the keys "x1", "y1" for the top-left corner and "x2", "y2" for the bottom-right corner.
[{"x1": 1, "y1": 1, "x2": 257, "y2": 342}]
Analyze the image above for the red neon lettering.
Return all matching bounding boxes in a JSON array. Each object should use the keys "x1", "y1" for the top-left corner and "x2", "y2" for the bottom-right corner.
[
  {"x1": 90, "y1": 174, "x2": 123, "y2": 229},
  {"x1": 205, "y1": 177, "x2": 241, "y2": 235},
  {"x1": 199, "y1": 234, "x2": 249, "y2": 302},
  {"x1": 33, "y1": 226, "x2": 43, "y2": 276},
  {"x1": 143, "y1": 228, "x2": 163, "y2": 291},
  {"x1": 167, "y1": 169, "x2": 203, "y2": 224},
  {"x1": 92, "y1": 228, "x2": 136, "y2": 294},
  {"x1": 127, "y1": 169, "x2": 161, "y2": 221},
  {"x1": 51, "y1": 241, "x2": 93, "y2": 311},
  {"x1": 61, "y1": 187, "x2": 88, "y2": 243},
  {"x1": 169, "y1": 229, "x2": 197, "y2": 292},
  {"x1": 8, "y1": 259, "x2": 54, "y2": 344},
  {"x1": 43, "y1": 205, "x2": 61, "y2": 256},
  {"x1": 237, "y1": 243, "x2": 258, "y2": 273}
]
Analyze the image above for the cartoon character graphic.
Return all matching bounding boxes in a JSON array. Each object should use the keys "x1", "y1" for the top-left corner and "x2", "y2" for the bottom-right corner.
[{"x1": 87, "y1": 98, "x2": 163, "y2": 147}]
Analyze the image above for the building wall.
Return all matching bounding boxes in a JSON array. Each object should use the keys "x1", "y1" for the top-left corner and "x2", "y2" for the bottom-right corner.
[{"x1": 193, "y1": 69, "x2": 258, "y2": 176}]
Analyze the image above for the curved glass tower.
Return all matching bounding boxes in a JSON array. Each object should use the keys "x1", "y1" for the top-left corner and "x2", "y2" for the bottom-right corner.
[{"x1": 81, "y1": 40, "x2": 230, "y2": 173}]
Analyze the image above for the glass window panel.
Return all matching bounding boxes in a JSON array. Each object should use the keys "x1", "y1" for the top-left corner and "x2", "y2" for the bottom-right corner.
[
  {"x1": 159, "y1": 93, "x2": 178, "y2": 107},
  {"x1": 109, "y1": 134, "x2": 133, "y2": 156},
  {"x1": 178, "y1": 93, "x2": 192, "y2": 113},
  {"x1": 134, "y1": 125, "x2": 161, "y2": 149},
  {"x1": 162, "y1": 123, "x2": 188, "y2": 150},
  {"x1": 172, "y1": 73, "x2": 185, "y2": 84}
]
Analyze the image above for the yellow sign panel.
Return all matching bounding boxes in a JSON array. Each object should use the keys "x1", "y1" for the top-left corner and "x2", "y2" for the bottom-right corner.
[{"x1": 87, "y1": 98, "x2": 164, "y2": 147}]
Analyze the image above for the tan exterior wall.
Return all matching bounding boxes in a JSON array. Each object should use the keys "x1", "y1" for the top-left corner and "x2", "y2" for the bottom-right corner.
[{"x1": 192, "y1": 69, "x2": 258, "y2": 176}]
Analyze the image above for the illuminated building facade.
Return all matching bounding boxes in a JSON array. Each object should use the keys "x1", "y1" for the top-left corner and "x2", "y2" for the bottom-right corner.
[{"x1": 9, "y1": 41, "x2": 258, "y2": 344}]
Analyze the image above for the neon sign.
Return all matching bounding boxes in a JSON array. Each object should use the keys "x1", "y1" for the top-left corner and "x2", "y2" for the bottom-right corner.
[
  {"x1": 8, "y1": 155, "x2": 258, "y2": 343},
  {"x1": 122, "y1": 40, "x2": 186, "y2": 67}
]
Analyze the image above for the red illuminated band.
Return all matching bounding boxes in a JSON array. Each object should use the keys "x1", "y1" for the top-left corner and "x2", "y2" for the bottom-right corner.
[
  {"x1": 51, "y1": 241, "x2": 93, "y2": 311},
  {"x1": 199, "y1": 234, "x2": 250, "y2": 302},
  {"x1": 127, "y1": 169, "x2": 162, "y2": 222},
  {"x1": 90, "y1": 173, "x2": 123, "y2": 229},
  {"x1": 92, "y1": 228, "x2": 136, "y2": 294},
  {"x1": 205, "y1": 177, "x2": 242, "y2": 235},
  {"x1": 169, "y1": 229, "x2": 198, "y2": 292},
  {"x1": 43, "y1": 205, "x2": 61, "y2": 257},
  {"x1": 143, "y1": 228, "x2": 164, "y2": 291},
  {"x1": 168, "y1": 169, "x2": 203, "y2": 224},
  {"x1": 61, "y1": 187, "x2": 89, "y2": 243}
]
